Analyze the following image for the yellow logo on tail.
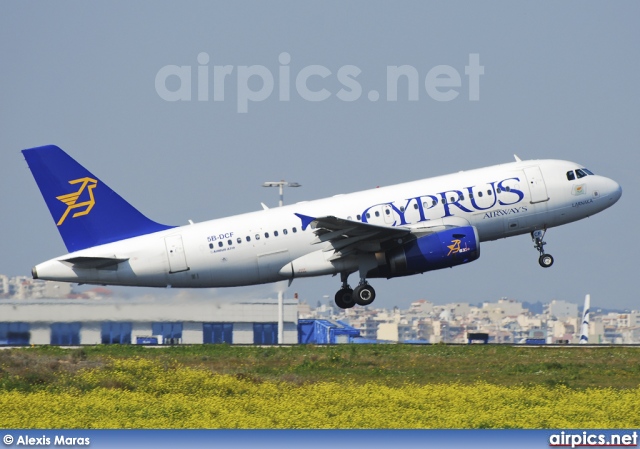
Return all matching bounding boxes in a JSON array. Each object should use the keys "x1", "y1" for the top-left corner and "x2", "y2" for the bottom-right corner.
[{"x1": 56, "y1": 177, "x2": 98, "y2": 226}]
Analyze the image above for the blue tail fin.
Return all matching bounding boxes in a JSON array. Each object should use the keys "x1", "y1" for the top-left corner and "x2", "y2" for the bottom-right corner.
[{"x1": 22, "y1": 145, "x2": 174, "y2": 252}]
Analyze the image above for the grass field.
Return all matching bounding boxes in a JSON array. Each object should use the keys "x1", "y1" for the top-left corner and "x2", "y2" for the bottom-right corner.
[{"x1": 1, "y1": 345, "x2": 640, "y2": 428}]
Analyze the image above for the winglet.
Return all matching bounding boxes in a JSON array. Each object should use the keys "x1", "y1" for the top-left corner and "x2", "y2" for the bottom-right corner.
[
  {"x1": 514, "y1": 154, "x2": 522, "y2": 162},
  {"x1": 295, "y1": 213, "x2": 316, "y2": 231}
]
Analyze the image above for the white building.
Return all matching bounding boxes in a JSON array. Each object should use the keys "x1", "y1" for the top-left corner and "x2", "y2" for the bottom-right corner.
[
  {"x1": 0, "y1": 297, "x2": 298, "y2": 345},
  {"x1": 408, "y1": 300, "x2": 435, "y2": 316},
  {"x1": 546, "y1": 300, "x2": 578, "y2": 320},
  {"x1": 482, "y1": 298, "x2": 526, "y2": 318},
  {"x1": 0, "y1": 275, "x2": 72, "y2": 299},
  {"x1": 377, "y1": 321, "x2": 415, "y2": 342}
]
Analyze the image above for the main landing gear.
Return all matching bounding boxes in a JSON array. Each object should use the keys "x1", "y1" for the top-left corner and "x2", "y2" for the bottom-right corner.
[
  {"x1": 532, "y1": 229, "x2": 554, "y2": 268},
  {"x1": 334, "y1": 272, "x2": 376, "y2": 309}
]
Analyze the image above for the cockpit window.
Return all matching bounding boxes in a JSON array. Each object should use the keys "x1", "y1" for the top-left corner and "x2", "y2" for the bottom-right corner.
[{"x1": 567, "y1": 168, "x2": 594, "y2": 180}]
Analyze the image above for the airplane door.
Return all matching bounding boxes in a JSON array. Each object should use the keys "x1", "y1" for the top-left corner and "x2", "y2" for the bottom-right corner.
[
  {"x1": 523, "y1": 166, "x2": 549, "y2": 204},
  {"x1": 165, "y1": 235, "x2": 189, "y2": 273}
]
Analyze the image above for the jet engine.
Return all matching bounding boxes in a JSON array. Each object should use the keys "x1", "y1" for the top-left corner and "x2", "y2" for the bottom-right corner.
[{"x1": 369, "y1": 226, "x2": 480, "y2": 278}]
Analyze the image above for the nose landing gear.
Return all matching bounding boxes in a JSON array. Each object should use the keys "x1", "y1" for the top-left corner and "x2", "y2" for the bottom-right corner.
[{"x1": 532, "y1": 229, "x2": 554, "y2": 268}]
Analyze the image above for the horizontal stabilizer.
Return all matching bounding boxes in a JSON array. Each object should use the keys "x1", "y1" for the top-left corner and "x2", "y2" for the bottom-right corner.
[{"x1": 61, "y1": 256, "x2": 129, "y2": 269}]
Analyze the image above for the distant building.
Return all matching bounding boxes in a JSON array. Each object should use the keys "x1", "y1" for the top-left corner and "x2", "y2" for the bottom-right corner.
[
  {"x1": 0, "y1": 275, "x2": 72, "y2": 299},
  {"x1": 0, "y1": 297, "x2": 298, "y2": 345},
  {"x1": 482, "y1": 298, "x2": 526, "y2": 318},
  {"x1": 345, "y1": 311, "x2": 379, "y2": 340},
  {"x1": 377, "y1": 321, "x2": 415, "y2": 342},
  {"x1": 2, "y1": 271, "x2": 639, "y2": 345},
  {"x1": 408, "y1": 299, "x2": 435, "y2": 316},
  {"x1": 546, "y1": 300, "x2": 578, "y2": 320}
]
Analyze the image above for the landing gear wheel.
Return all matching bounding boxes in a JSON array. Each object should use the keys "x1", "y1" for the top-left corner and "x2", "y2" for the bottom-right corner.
[
  {"x1": 335, "y1": 288, "x2": 355, "y2": 309},
  {"x1": 353, "y1": 284, "x2": 376, "y2": 306},
  {"x1": 539, "y1": 254, "x2": 554, "y2": 268},
  {"x1": 532, "y1": 229, "x2": 554, "y2": 268}
]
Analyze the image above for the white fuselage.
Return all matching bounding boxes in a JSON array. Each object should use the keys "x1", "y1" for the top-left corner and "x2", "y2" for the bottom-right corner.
[{"x1": 33, "y1": 159, "x2": 622, "y2": 288}]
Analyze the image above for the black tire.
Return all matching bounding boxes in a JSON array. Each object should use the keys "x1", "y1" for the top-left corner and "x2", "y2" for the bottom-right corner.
[
  {"x1": 353, "y1": 284, "x2": 376, "y2": 306},
  {"x1": 335, "y1": 288, "x2": 355, "y2": 309},
  {"x1": 539, "y1": 254, "x2": 554, "y2": 268}
]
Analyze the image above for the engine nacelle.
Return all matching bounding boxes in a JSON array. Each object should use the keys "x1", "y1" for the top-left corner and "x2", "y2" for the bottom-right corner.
[{"x1": 369, "y1": 226, "x2": 480, "y2": 278}]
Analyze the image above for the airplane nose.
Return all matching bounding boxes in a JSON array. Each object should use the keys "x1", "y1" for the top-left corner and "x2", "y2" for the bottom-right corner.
[{"x1": 601, "y1": 177, "x2": 622, "y2": 204}]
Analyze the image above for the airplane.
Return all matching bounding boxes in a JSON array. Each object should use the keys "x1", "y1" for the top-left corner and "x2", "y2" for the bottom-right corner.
[
  {"x1": 579, "y1": 294, "x2": 591, "y2": 344},
  {"x1": 22, "y1": 145, "x2": 622, "y2": 309}
]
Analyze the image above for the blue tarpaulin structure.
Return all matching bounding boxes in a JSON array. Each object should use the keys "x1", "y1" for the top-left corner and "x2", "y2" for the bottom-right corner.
[{"x1": 298, "y1": 319, "x2": 361, "y2": 344}]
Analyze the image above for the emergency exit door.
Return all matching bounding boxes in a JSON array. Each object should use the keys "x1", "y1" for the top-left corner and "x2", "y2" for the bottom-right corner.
[
  {"x1": 523, "y1": 166, "x2": 549, "y2": 204},
  {"x1": 165, "y1": 235, "x2": 189, "y2": 273}
]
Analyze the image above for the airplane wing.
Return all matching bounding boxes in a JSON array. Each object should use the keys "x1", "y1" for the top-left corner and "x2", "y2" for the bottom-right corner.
[{"x1": 295, "y1": 213, "x2": 412, "y2": 261}]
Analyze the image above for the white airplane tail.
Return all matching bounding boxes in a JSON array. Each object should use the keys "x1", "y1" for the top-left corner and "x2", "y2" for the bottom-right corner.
[{"x1": 579, "y1": 294, "x2": 590, "y2": 344}]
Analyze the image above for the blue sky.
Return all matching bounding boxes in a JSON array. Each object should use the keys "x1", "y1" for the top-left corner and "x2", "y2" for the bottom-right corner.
[{"x1": 1, "y1": 2, "x2": 638, "y2": 310}]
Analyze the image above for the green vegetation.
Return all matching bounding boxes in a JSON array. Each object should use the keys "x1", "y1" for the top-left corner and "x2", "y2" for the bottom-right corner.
[
  {"x1": 2, "y1": 345, "x2": 640, "y2": 428},
  {"x1": 1, "y1": 344, "x2": 640, "y2": 392}
]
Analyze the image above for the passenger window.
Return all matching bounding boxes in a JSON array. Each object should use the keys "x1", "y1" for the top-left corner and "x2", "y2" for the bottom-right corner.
[
  {"x1": 366, "y1": 213, "x2": 371, "y2": 219},
  {"x1": 506, "y1": 186, "x2": 511, "y2": 192},
  {"x1": 292, "y1": 227, "x2": 297, "y2": 233},
  {"x1": 283, "y1": 229, "x2": 288, "y2": 235},
  {"x1": 375, "y1": 211, "x2": 380, "y2": 217},
  {"x1": 228, "y1": 239, "x2": 232, "y2": 246},
  {"x1": 246, "y1": 236, "x2": 251, "y2": 242},
  {"x1": 470, "y1": 193, "x2": 474, "y2": 199},
  {"x1": 413, "y1": 204, "x2": 418, "y2": 210},
  {"x1": 237, "y1": 237, "x2": 242, "y2": 244},
  {"x1": 441, "y1": 198, "x2": 446, "y2": 204},
  {"x1": 478, "y1": 191, "x2": 483, "y2": 197},
  {"x1": 400, "y1": 206, "x2": 405, "y2": 212},
  {"x1": 264, "y1": 232, "x2": 269, "y2": 238},
  {"x1": 255, "y1": 234, "x2": 260, "y2": 240},
  {"x1": 274, "y1": 231, "x2": 279, "y2": 237},
  {"x1": 357, "y1": 214, "x2": 362, "y2": 220},
  {"x1": 496, "y1": 188, "x2": 501, "y2": 194},
  {"x1": 567, "y1": 171, "x2": 576, "y2": 181},
  {"x1": 576, "y1": 169, "x2": 587, "y2": 179},
  {"x1": 385, "y1": 209, "x2": 390, "y2": 215},
  {"x1": 450, "y1": 197, "x2": 455, "y2": 202},
  {"x1": 460, "y1": 194, "x2": 465, "y2": 200},
  {"x1": 209, "y1": 243, "x2": 214, "y2": 249},
  {"x1": 218, "y1": 241, "x2": 223, "y2": 248},
  {"x1": 487, "y1": 190, "x2": 492, "y2": 196}
]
